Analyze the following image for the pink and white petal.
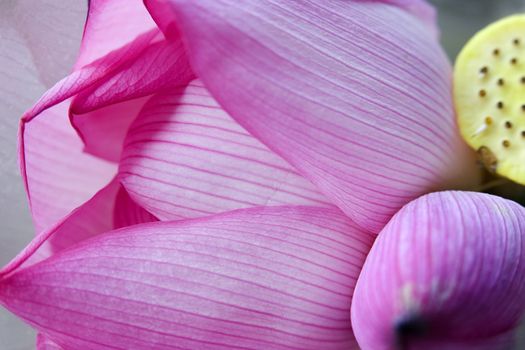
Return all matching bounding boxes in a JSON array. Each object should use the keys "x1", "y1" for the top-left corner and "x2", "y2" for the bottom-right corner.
[
  {"x1": 0, "y1": 206, "x2": 373, "y2": 350},
  {"x1": 119, "y1": 80, "x2": 331, "y2": 221},
  {"x1": 75, "y1": 0, "x2": 157, "y2": 69},
  {"x1": 21, "y1": 102, "x2": 116, "y2": 233},
  {"x1": 71, "y1": 38, "x2": 194, "y2": 114},
  {"x1": 71, "y1": 97, "x2": 150, "y2": 162},
  {"x1": 352, "y1": 191, "x2": 525, "y2": 350},
  {"x1": 37, "y1": 333, "x2": 64, "y2": 350},
  {"x1": 154, "y1": 0, "x2": 479, "y2": 232},
  {"x1": 20, "y1": 29, "x2": 160, "y2": 232},
  {"x1": 113, "y1": 185, "x2": 158, "y2": 229}
]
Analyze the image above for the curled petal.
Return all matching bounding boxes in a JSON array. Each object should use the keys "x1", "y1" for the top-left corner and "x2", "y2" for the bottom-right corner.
[
  {"x1": 71, "y1": 38, "x2": 193, "y2": 114},
  {"x1": 119, "y1": 80, "x2": 331, "y2": 220},
  {"x1": 150, "y1": 0, "x2": 479, "y2": 232},
  {"x1": 0, "y1": 206, "x2": 373, "y2": 349},
  {"x1": 352, "y1": 191, "x2": 525, "y2": 349},
  {"x1": 69, "y1": 30, "x2": 193, "y2": 163}
]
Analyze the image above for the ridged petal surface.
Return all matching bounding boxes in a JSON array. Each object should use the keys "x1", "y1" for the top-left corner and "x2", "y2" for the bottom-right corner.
[
  {"x1": 120, "y1": 80, "x2": 331, "y2": 220},
  {"x1": 352, "y1": 191, "x2": 525, "y2": 349},
  {"x1": 151, "y1": 0, "x2": 479, "y2": 232},
  {"x1": 0, "y1": 206, "x2": 373, "y2": 349}
]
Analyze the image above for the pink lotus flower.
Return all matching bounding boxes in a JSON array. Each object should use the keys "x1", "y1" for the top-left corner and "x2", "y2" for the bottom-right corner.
[{"x1": 2, "y1": 0, "x2": 525, "y2": 349}]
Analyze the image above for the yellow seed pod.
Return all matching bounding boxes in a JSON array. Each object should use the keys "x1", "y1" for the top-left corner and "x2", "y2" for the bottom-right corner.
[{"x1": 455, "y1": 15, "x2": 525, "y2": 185}]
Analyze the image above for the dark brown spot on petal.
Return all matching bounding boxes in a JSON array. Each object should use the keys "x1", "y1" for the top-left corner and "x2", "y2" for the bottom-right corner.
[
  {"x1": 498, "y1": 78, "x2": 505, "y2": 86},
  {"x1": 479, "y1": 89, "x2": 487, "y2": 97},
  {"x1": 396, "y1": 315, "x2": 428, "y2": 350},
  {"x1": 503, "y1": 140, "x2": 511, "y2": 148},
  {"x1": 505, "y1": 121, "x2": 513, "y2": 128},
  {"x1": 511, "y1": 58, "x2": 518, "y2": 65},
  {"x1": 493, "y1": 48, "x2": 500, "y2": 56},
  {"x1": 497, "y1": 101, "x2": 504, "y2": 109},
  {"x1": 480, "y1": 66, "x2": 489, "y2": 74}
]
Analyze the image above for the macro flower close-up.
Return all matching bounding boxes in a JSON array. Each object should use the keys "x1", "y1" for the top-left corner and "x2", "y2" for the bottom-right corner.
[{"x1": 2, "y1": 0, "x2": 525, "y2": 349}]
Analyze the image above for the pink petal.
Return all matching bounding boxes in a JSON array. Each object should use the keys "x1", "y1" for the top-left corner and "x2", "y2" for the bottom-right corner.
[
  {"x1": 352, "y1": 191, "x2": 525, "y2": 349},
  {"x1": 119, "y1": 80, "x2": 331, "y2": 221},
  {"x1": 37, "y1": 333, "x2": 63, "y2": 350},
  {"x1": 152, "y1": 0, "x2": 480, "y2": 232},
  {"x1": 21, "y1": 102, "x2": 116, "y2": 233},
  {"x1": 0, "y1": 206, "x2": 373, "y2": 349},
  {"x1": 75, "y1": 0, "x2": 157, "y2": 69}
]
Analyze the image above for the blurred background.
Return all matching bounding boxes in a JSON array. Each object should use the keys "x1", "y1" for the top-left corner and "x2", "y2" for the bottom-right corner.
[
  {"x1": 0, "y1": 0, "x2": 525, "y2": 349},
  {"x1": 430, "y1": 0, "x2": 525, "y2": 58}
]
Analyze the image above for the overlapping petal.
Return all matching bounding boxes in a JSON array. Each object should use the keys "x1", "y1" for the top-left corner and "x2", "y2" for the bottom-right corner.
[
  {"x1": 18, "y1": 17, "x2": 159, "y2": 232},
  {"x1": 150, "y1": 0, "x2": 480, "y2": 232},
  {"x1": 20, "y1": 1, "x2": 193, "y2": 231},
  {"x1": 0, "y1": 179, "x2": 156, "y2": 279},
  {"x1": 67, "y1": 38, "x2": 193, "y2": 163},
  {"x1": 0, "y1": 206, "x2": 373, "y2": 349},
  {"x1": 71, "y1": 38, "x2": 193, "y2": 114},
  {"x1": 119, "y1": 80, "x2": 331, "y2": 220},
  {"x1": 352, "y1": 191, "x2": 525, "y2": 349}
]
